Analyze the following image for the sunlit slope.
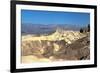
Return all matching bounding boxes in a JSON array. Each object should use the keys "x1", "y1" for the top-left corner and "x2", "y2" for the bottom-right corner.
[
  {"x1": 22, "y1": 30, "x2": 86, "y2": 44},
  {"x1": 21, "y1": 30, "x2": 89, "y2": 63},
  {"x1": 21, "y1": 30, "x2": 86, "y2": 56}
]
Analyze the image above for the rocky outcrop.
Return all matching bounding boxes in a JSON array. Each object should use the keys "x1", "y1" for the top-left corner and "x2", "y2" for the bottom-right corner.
[
  {"x1": 53, "y1": 34, "x2": 90, "y2": 60},
  {"x1": 21, "y1": 30, "x2": 90, "y2": 62}
]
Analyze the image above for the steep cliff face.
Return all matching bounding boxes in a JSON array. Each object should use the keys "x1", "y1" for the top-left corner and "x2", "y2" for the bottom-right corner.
[{"x1": 21, "y1": 30, "x2": 90, "y2": 63}]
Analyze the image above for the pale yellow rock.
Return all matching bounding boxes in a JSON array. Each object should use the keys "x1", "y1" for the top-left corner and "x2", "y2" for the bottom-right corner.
[
  {"x1": 22, "y1": 30, "x2": 86, "y2": 43},
  {"x1": 22, "y1": 55, "x2": 52, "y2": 63},
  {"x1": 53, "y1": 43, "x2": 60, "y2": 52},
  {"x1": 21, "y1": 30, "x2": 87, "y2": 62}
]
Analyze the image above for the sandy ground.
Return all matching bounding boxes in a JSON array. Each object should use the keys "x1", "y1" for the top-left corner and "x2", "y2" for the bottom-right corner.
[{"x1": 21, "y1": 55, "x2": 65, "y2": 63}]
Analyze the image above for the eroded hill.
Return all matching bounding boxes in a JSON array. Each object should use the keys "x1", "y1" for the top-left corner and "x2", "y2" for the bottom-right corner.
[{"x1": 21, "y1": 30, "x2": 90, "y2": 63}]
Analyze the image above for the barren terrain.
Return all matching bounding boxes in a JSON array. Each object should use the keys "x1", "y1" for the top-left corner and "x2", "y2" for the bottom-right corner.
[{"x1": 21, "y1": 29, "x2": 90, "y2": 63}]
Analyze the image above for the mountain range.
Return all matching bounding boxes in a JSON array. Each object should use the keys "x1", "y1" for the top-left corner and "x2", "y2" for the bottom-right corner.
[{"x1": 21, "y1": 23, "x2": 83, "y2": 35}]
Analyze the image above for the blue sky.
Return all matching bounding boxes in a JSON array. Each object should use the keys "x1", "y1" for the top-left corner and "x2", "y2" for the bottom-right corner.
[{"x1": 21, "y1": 9, "x2": 90, "y2": 27}]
